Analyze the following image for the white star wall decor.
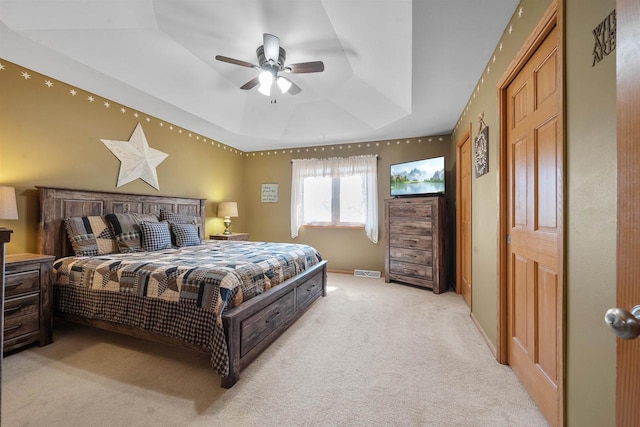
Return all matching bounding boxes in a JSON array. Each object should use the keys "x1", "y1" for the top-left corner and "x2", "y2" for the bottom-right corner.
[{"x1": 101, "y1": 122, "x2": 169, "y2": 190}]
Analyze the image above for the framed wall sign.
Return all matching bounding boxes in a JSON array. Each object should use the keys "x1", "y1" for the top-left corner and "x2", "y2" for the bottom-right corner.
[
  {"x1": 474, "y1": 126, "x2": 489, "y2": 177},
  {"x1": 261, "y1": 183, "x2": 279, "y2": 203}
]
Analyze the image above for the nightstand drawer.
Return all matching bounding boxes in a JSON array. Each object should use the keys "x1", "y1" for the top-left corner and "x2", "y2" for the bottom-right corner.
[
  {"x1": 5, "y1": 270, "x2": 40, "y2": 297},
  {"x1": 3, "y1": 253, "x2": 55, "y2": 353},
  {"x1": 4, "y1": 294, "x2": 40, "y2": 340}
]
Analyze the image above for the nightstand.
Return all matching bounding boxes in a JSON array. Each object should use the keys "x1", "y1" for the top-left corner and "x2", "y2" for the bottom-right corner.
[
  {"x1": 209, "y1": 233, "x2": 249, "y2": 241},
  {"x1": 3, "y1": 253, "x2": 55, "y2": 353}
]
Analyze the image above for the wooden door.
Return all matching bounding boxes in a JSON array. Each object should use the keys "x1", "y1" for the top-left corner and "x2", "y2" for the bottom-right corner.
[
  {"x1": 615, "y1": 0, "x2": 640, "y2": 424},
  {"x1": 456, "y1": 128, "x2": 472, "y2": 306},
  {"x1": 506, "y1": 24, "x2": 562, "y2": 426}
]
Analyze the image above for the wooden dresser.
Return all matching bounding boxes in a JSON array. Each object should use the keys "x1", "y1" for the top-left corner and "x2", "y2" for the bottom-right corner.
[
  {"x1": 3, "y1": 253, "x2": 55, "y2": 352},
  {"x1": 385, "y1": 196, "x2": 446, "y2": 293}
]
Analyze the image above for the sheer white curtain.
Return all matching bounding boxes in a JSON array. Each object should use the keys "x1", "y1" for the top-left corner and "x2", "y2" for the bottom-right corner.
[{"x1": 291, "y1": 154, "x2": 378, "y2": 243}]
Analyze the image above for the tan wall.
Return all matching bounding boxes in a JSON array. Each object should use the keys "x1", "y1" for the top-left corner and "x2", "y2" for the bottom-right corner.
[
  {"x1": 243, "y1": 136, "x2": 453, "y2": 275},
  {"x1": 0, "y1": 60, "x2": 247, "y2": 253},
  {"x1": 451, "y1": 0, "x2": 554, "y2": 349},
  {"x1": 565, "y1": 0, "x2": 616, "y2": 425},
  {"x1": 450, "y1": 0, "x2": 617, "y2": 425}
]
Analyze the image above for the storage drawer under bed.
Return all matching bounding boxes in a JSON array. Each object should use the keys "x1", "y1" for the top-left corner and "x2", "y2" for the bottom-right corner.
[{"x1": 240, "y1": 290, "x2": 295, "y2": 357}]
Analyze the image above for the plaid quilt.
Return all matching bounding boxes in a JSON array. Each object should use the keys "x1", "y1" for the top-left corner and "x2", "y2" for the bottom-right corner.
[{"x1": 52, "y1": 240, "x2": 322, "y2": 377}]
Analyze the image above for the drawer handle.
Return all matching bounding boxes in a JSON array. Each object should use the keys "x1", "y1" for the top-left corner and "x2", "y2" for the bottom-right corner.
[
  {"x1": 5, "y1": 282, "x2": 22, "y2": 291},
  {"x1": 306, "y1": 284, "x2": 316, "y2": 292},
  {"x1": 4, "y1": 305, "x2": 23, "y2": 316},
  {"x1": 265, "y1": 311, "x2": 281, "y2": 324},
  {"x1": 4, "y1": 324, "x2": 22, "y2": 334}
]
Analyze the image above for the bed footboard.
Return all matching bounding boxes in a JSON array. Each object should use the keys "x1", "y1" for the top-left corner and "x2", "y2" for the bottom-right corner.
[{"x1": 221, "y1": 260, "x2": 327, "y2": 388}]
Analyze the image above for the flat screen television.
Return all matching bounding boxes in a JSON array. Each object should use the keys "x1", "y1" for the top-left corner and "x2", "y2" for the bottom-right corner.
[{"x1": 390, "y1": 156, "x2": 445, "y2": 197}]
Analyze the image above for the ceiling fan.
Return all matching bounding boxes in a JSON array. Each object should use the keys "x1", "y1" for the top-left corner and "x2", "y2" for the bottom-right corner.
[{"x1": 215, "y1": 33, "x2": 325, "y2": 96}]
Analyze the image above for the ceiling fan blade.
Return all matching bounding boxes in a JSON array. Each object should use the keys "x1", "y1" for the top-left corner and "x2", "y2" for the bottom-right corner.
[
  {"x1": 286, "y1": 61, "x2": 325, "y2": 73},
  {"x1": 215, "y1": 55, "x2": 258, "y2": 69},
  {"x1": 286, "y1": 79, "x2": 302, "y2": 95},
  {"x1": 240, "y1": 76, "x2": 260, "y2": 90},
  {"x1": 263, "y1": 33, "x2": 281, "y2": 62}
]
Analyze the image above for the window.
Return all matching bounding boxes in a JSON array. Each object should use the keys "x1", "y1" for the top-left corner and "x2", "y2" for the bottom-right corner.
[
  {"x1": 291, "y1": 155, "x2": 378, "y2": 243},
  {"x1": 302, "y1": 175, "x2": 366, "y2": 225}
]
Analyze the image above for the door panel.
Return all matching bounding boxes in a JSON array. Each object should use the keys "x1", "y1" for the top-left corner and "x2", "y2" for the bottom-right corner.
[
  {"x1": 512, "y1": 254, "x2": 529, "y2": 351},
  {"x1": 535, "y1": 119, "x2": 558, "y2": 230},
  {"x1": 513, "y1": 136, "x2": 529, "y2": 227},
  {"x1": 537, "y1": 264, "x2": 558, "y2": 382},
  {"x1": 616, "y1": 0, "x2": 640, "y2": 424},
  {"x1": 456, "y1": 130, "x2": 472, "y2": 307},
  {"x1": 506, "y1": 25, "x2": 561, "y2": 426},
  {"x1": 535, "y1": 51, "x2": 557, "y2": 107}
]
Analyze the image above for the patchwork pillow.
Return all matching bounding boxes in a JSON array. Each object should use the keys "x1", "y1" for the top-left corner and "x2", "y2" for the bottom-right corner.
[
  {"x1": 140, "y1": 221, "x2": 172, "y2": 251},
  {"x1": 106, "y1": 213, "x2": 159, "y2": 253},
  {"x1": 159, "y1": 209, "x2": 197, "y2": 224},
  {"x1": 170, "y1": 222, "x2": 201, "y2": 247},
  {"x1": 64, "y1": 216, "x2": 118, "y2": 256}
]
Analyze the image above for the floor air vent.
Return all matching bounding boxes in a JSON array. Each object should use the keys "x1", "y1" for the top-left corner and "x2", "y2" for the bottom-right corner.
[{"x1": 353, "y1": 269, "x2": 381, "y2": 278}]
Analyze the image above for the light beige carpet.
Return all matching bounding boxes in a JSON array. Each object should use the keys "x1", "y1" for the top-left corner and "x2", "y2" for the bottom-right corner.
[{"x1": 2, "y1": 273, "x2": 548, "y2": 426}]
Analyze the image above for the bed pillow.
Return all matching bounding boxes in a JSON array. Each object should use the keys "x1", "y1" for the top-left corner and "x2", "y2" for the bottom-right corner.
[
  {"x1": 140, "y1": 221, "x2": 172, "y2": 251},
  {"x1": 106, "y1": 213, "x2": 159, "y2": 253},
  {"x1": 170, "y1": 222, "x2": 201, "y2": 247},
  {"x1": 64, "y1": 216, "x2": 118, "y2": 256},
  {"x1": 159, "y1": 209, "x2": 197, "y2": 224}
]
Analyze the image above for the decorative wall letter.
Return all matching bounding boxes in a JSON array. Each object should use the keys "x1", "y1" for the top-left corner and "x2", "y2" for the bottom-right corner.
[{"x1": 592, "y1": 10, "x2": 616, "y2": 67}]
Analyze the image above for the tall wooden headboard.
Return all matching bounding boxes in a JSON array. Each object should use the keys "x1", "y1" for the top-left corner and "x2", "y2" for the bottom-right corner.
[{"x1": 37, "y1": 187, "x2": 206, "y2": 259}]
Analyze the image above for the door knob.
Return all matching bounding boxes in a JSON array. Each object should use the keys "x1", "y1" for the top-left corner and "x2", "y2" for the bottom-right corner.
[{"x1": 604, "y1": 305, "x2": 640, "y2": 339}]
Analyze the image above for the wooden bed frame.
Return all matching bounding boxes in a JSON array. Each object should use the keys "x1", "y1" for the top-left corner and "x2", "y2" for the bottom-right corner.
[{"x1": 37, "y1": 187, "x2": 327, "y2": 388}]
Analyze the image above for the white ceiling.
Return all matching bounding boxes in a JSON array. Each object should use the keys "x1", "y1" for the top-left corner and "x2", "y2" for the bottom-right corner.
[{"x1": 0, "y1": 0, "x2": 519, "y2": 152}]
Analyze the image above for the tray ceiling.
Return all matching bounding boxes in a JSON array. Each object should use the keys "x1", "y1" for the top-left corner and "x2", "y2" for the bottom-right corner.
[{"x1": 0, "y1": 0, "x2": 520, "y2": 151}]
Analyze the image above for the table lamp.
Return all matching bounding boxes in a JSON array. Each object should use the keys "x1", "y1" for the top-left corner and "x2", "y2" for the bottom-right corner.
[
  {"x1": 0, "y1": 186, "x2": 19, "y2": 221},
  {"x1": 217, "y1": 202, "x2": 238, "y2": 235}
]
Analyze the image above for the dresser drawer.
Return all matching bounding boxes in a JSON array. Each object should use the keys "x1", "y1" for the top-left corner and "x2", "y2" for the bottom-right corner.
[
  {"x1": 4, "y1": 293, "x2": 40, "y2": 340},
  {"x1": 295, "y1": 274, "x2": 323, "y2": 311},
  {"x1": 388, "y1": 203, "x2": 432, "y2": 217},
  {"x1": 389, "y1": 234, "x2": 432, "y2": 250},
  {"x1": 389, "y1": 219, "x2": 432, "y2": 236},
  {"x1": 5, "y1": 270, "x2": 40, "y2": 297},
  {"x1": 389, "y1": 247, "x2": 432, "y2": 265},
  {"x1": 240, "y1": 290, "x2": 295, "y2": 357},
  {"x1": 389, "y1": 261, "x2": 433, "y2": 280}
]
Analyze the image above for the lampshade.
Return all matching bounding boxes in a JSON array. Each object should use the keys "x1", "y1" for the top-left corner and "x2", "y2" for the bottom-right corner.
[
  {"x1": 217, "y1": 202, "x2": 238, "y2": 218},
  {"x1": 0, "y1": 186, "x2": 19, "y2": 220},
  {"x1": 258, "y1": 71, "x2": 273, "y2": 96},
  {"x1": 277, "y1": 76, "x2": 292, "y2": 94}
]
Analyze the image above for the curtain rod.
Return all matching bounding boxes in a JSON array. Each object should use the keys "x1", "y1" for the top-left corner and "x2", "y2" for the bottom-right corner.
[{"x1": 290, "y1": 154, "x2": 379, "y2": 163}]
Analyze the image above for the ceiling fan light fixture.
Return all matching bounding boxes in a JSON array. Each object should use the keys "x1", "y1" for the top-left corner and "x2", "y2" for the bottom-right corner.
[
  {"x1": 216, "y1": 33, "x2": 324, "y2": 96},
  {"x1": 258, "y1": 70, "x2": 274, "y2": 96},
  {"x1": 277, "y1": 76, "x2": 292, "y2": 94}
]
